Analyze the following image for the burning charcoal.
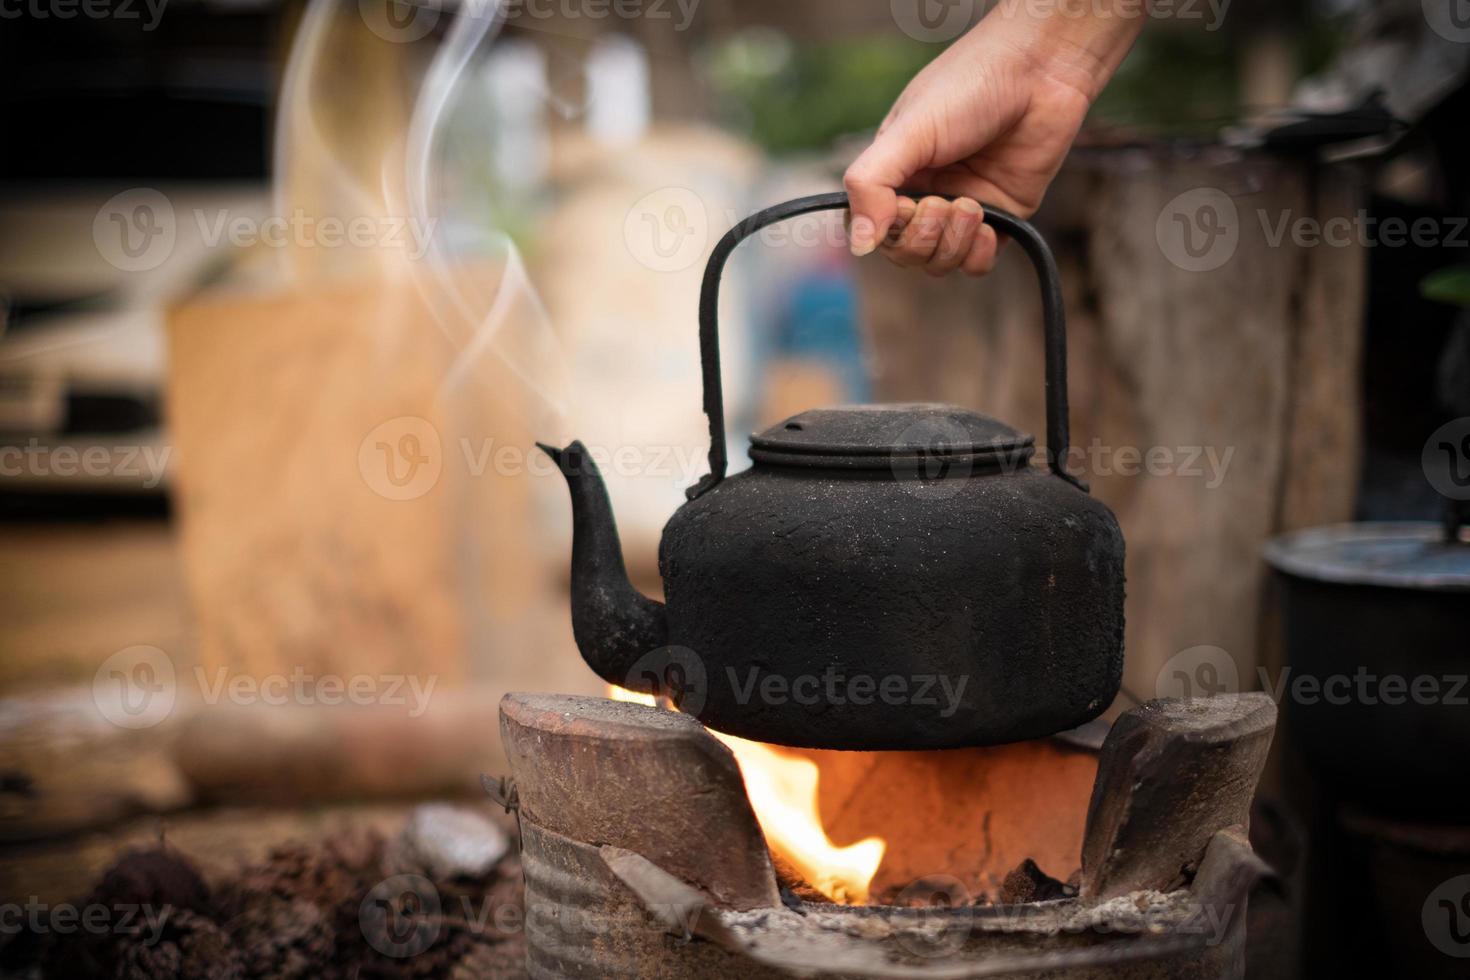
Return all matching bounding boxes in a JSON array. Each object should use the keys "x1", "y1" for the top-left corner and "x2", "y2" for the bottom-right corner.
[
  {"x1": 999, "y1": 859, "x2": 1068, "y2": 904},
  {"x1": 770, "y1": 852, "x2": 835, "y2": 905}
]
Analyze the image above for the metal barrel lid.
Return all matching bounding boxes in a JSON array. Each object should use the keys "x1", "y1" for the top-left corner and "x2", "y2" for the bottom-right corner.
[
  {"x1": 748, "y1": 403, "x2": 1035, "y2": 471},
  {"x1": 1263, "y1": 522, "x2": 1470, "y2": 592}
]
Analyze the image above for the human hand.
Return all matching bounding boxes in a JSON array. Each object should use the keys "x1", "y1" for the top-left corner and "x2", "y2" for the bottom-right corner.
[{"x1": 845, "y1": 1, "x2": 1143, "y2": 276}]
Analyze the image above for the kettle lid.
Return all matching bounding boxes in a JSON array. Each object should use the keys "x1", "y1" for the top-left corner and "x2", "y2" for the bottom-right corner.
[{"x1": 749, "y1": 403, "x2": 1035, "y2": 471}]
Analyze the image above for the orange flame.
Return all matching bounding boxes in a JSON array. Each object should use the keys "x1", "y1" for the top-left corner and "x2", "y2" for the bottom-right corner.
[{"x1": 608, "y1": 686, "x2": 884, "y2": 904}]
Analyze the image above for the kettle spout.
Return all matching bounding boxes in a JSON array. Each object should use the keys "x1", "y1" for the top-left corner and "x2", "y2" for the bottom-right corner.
[{"x1": 537, "y1": 442, "x2": 669, "y2": 689}]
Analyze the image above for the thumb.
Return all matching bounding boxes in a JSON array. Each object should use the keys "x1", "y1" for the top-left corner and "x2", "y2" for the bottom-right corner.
[{"x1": 845, "y1": 123, "x2": 929, "y2": 257}]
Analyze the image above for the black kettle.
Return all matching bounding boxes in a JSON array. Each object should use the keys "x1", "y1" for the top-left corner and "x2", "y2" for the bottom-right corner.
[{"x1": 539, "y1": 192, "x2": 1125, "y2": 749}]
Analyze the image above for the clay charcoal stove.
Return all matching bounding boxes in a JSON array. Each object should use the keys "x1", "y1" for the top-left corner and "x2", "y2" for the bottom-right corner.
[{"x1": 490, "y1": 691, "x2": 1281, "y2": 979}]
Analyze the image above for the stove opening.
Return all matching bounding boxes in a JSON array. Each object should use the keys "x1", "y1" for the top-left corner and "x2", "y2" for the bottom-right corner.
[{"x1": 609, "y1": 685, "x2": 1098, "y2": 906}]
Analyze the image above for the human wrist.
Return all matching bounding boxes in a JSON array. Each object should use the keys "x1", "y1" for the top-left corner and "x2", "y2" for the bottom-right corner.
[{"x1": 983, "y1": 0, "x2": 1146, "y2": 101}]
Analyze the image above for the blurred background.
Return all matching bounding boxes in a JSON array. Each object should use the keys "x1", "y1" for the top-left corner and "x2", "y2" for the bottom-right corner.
[{"x1": 2, "y1": 0, "x2": 1469, "y2": 974}]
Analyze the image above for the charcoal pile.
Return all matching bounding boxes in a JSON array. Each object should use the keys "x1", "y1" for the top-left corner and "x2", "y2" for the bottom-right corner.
[{"x1": 0, "y1": 806, "x2": 525, "y2": 980}]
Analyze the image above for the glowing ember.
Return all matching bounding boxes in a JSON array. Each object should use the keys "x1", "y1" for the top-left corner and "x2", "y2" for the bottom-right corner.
[{"x1": 608, "y1": 686, "x2": 885, "y2": 904}]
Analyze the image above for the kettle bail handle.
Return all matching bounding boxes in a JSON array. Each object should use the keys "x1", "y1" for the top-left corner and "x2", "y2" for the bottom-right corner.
[{"x1": 690, "y1": 191, "x2": 1081, "y2": 499}]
